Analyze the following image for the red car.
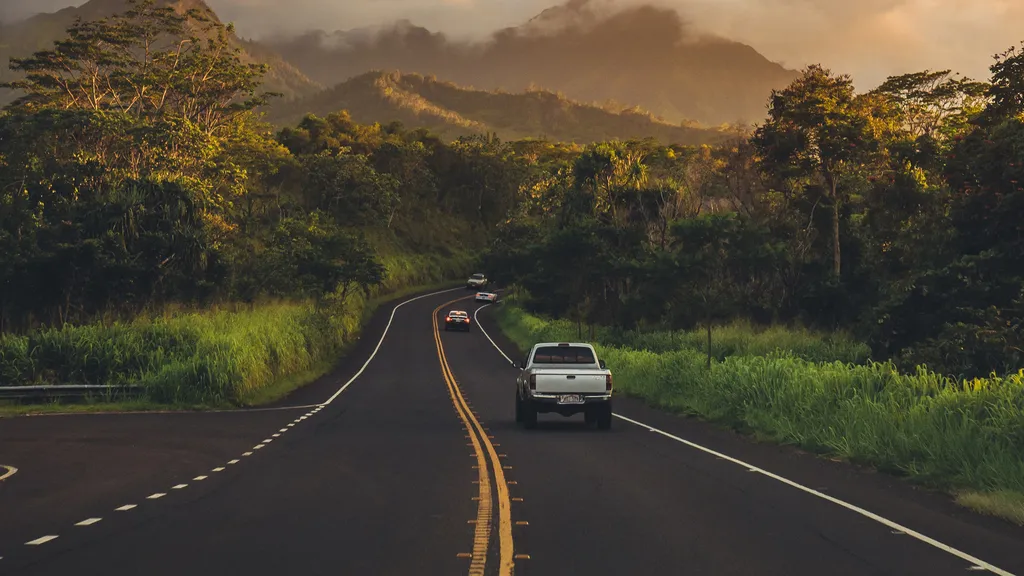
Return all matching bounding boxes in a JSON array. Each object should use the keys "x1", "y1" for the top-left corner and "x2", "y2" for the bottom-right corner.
[{"x1": 444, "y1": 310, "x2": 471, "y2": 332}]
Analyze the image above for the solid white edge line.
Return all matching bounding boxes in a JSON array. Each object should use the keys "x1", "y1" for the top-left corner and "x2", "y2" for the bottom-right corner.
[
  {"x1": 320, "y1": 286, "x2": 465, "y2": 406},
  {"x1": 613, "y1": 414, "x2": 1014, "y2": 576},
  {"x1": 472, "y1": 303, "x2": 1015, "y2": 576},
  {"x1": 473, "y1": 303, "x2": 515, "y2": 367},
  {"x1": 0, "y1": 465, "x2": 17, "y2": 482}
]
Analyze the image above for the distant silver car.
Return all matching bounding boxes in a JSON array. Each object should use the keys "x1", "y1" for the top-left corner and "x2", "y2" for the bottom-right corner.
[
  {"x1": 475, "y1": 291, "x2": 497, "y2": 303},
  {"x1": 466, "y1": 273, "x2": 488, "y2": 290}
]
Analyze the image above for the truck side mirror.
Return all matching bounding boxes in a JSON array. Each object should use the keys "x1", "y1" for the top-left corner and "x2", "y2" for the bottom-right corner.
[{"x1": 599, "y1": 359, "x2": 607, "y2": 369}]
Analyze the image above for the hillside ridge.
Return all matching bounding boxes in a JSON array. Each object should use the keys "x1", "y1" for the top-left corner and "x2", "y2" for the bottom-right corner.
[{"x1": 266, "y1": 70, "x2": 728, "y2": 145}]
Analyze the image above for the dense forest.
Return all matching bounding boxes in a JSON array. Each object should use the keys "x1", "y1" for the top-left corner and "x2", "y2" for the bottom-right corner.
[
  {"x1": 0, "y1": 1, "x2": 525, "y2": 333},
  {"x1": 484, "y1": 56, "x2": 1024, "y2": 380}
]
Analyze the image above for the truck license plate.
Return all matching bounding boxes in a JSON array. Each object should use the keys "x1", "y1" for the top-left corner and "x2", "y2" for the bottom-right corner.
[{"x1": 557, "y1": 394, "x2": 585, "y2": 405}]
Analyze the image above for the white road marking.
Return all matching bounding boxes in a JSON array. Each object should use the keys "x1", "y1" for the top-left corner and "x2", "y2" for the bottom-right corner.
[
  {"x1": 0, "y1": 465, "x2": 17, "y2": 482},
  {"x1": 25, "y1": 536, "x2": 58, "y2": 546},
  {"x1": 193, "y1": 476, "x2": 208, "y2": 481},
  {"x1": 227, "y1": 459, "x2": 240, "y2": 465},
  {"x1": 261, "y1": 439, "x2": 273, "y2": 443},
  {"x1": 115, "y1": 504, "x2": 136, "y2": 511},
  {"x1": 272, "y1": 433, "x2": 281, "y2": 437},
  {"x1": 287, "y1": 423, "x2": 295, "y2": 427},
  {"x1": 615, "y1": 413, "x2": 1015, "y2": 576},
  {"x1": 212, "y1": 467, "x2": 225, "y2": 472},
  {"x1": 75, "y1": 518, "x2": 102, "y2": 526},
  {"x1": 473, "y1": 303, "x2": 1016, "y2": 576},
  {"x1": 320, "y1": 286, "x2": 464, "y2": 406},
  {"x1": 172, "y1": 484, "x2": 188, "y2": 489},
  {"x1": 242, "y1": 452, "x2": 253, "y2": 456},
  {"x1": 278, "y1": 428, "x2": 288, "y2": 432},
  {"x1": 146, "y1": 493, "x2": 166, "y2": 500},
  {"x1": 13, "y1": 403, "x2": 323, "y2": 419},
  {"x1": 253, "y1": 445, "x2": 264, "y2": 450}
]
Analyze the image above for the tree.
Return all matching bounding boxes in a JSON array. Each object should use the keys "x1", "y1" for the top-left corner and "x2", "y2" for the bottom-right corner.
[
  {"x1": 753, "y1": 65, "x2": 877, "y2": 278},
  {"x1": 302, "y1": 151, "x2": 399, "y2": 228},
  {"x1": 871, "y1": 70, "x2": 988, "y2": 140},
  {"x1": 3, "y1": 0, "x2": 274, "y2": 135}
]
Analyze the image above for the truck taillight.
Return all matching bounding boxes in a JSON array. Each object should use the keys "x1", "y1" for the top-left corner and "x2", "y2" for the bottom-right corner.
[
  {"x1": 529, "y1": 374, "x2": 536, "y2": 390},
  {"x1": 606, "y1": 374, "x2": 613, "y2": 391}
]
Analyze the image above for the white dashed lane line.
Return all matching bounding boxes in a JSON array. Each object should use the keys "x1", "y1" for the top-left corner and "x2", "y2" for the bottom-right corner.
[
  {"x1": 0, "y1": 465, "x2": 17, "y2": 482},
  {"x1": 5, "y1": 287, "x2": 463, "y2": 559}
]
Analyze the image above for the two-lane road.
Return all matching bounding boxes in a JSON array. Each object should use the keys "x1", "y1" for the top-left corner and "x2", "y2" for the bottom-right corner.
[{"x1": 0, "y1": 288, "x2": 1021, "y2": 575}]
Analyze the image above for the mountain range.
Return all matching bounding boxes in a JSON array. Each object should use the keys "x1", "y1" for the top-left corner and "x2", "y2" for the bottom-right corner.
[
  {"x1": 266, "y1": 71, "x2": 726, "y2": 145},
  {"x1": 1, "y1": 0, "x2": 799, "y2": 144}
]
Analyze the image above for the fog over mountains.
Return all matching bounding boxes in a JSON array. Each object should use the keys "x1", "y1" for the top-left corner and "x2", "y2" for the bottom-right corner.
[{"x1": 5, "y1": 0, "x2": 1017, "y2": 91}]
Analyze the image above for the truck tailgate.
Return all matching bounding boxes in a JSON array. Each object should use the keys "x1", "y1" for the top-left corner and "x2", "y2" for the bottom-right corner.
[{"x1": 533, "y1": 369, "x2": 607, "y2": 394}]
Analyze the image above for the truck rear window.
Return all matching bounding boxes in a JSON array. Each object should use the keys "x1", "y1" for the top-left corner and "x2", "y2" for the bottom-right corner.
[{"x1": 532, "y1": 346, "x2": 596, "y2": 364}]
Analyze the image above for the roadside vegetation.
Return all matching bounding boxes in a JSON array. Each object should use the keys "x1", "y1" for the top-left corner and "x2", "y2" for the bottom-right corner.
[{"x1": 497, "y1": 305, "x2": 1024, "y2": 525}]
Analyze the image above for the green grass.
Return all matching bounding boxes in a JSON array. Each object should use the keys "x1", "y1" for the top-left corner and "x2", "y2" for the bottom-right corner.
[
  {"x1": 0, "y1": 247, "x2": 474, "y2": 411},
  {"x1": 956, "y1": 491, "x2": 1024, "y2": 526},
  {"x1": 496, "y1": 305, "x2": 1024, "y2": 525}
]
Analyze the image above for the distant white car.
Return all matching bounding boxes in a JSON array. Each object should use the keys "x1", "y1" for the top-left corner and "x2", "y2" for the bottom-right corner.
[
  {"x1": 475, "y1": 292, "x2": 497, "y2": 303},
  {"x1": 466, "y1": 273, "x2": 488, "y2": 290}
]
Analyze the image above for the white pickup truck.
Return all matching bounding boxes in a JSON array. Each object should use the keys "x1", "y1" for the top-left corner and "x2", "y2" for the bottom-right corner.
[{"x1": 515, "y1": 342, "x2": 613, "y2": 430}]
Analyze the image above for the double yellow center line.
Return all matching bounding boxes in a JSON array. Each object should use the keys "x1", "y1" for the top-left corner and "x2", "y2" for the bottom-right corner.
[{"x1": 432, "y1": 297, "x2": 514, "y2": 576}]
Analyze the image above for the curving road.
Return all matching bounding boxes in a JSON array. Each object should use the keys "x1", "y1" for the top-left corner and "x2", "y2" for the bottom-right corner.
[{"x1": 0, "y1": 288, "x2": 1022, "y2": 575}]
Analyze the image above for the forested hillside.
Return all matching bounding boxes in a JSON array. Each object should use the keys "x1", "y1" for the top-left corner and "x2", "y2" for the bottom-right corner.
[
  {"x1": 0, "y1": 0, "x2": 322, "y2": 108},
  {"x1": 266, "y1": 71, "x2": 727, "y2": 145},
  {"x1": 0, "y1": 1, "x2": 527, "y2": 402}
]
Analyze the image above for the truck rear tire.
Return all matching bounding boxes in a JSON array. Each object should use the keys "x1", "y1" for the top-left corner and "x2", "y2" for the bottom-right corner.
[
  {"x1": 522, "y1": 399, "x2": 537, "y2": 429},
  {"x1": 596, "y1": 403, "x2": 612, "y2": 430}
]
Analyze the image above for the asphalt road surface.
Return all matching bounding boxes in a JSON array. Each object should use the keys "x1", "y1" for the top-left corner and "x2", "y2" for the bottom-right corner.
[{"x1": 1, "y1": 287, "x2": 1022, "y2": 575}]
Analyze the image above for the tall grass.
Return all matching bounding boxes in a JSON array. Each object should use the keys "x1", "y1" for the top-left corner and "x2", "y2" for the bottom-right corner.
[
  {"x1": 497, "y1": 306, "x2": 1024, "y2": 508},
  {"x1": 0, "y1": 249, "x2": 475, "y2": 405},
  {"x1": 501, "y1": 312, "x2": 871, "y2": 364}
]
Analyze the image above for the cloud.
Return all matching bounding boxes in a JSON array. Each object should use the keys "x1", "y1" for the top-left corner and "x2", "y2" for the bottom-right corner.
[
  {"x1": 649, "y1": 0, "x2": 1024, "y2": 88},
  {"x1": 10, "y1": 0, "x2": 1022, "y2": 90}
]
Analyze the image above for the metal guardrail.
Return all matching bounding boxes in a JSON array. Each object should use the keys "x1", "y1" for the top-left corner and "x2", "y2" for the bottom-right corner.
[{"x1": 0, "y1": 385, "x2": 145, "y2": 403}]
